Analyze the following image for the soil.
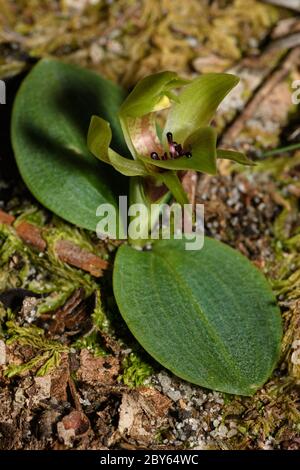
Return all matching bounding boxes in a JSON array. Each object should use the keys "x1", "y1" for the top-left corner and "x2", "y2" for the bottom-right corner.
[{"x1": 0, "y1": 0, "x2": 300, "y2": 450}]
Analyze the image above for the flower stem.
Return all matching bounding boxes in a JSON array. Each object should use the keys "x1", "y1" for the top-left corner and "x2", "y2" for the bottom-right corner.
[
  {"x1": 159, "y1": 171, "x2": 189, "y2": 207},
  {"x1": 128, "y1": 176, "x2": 171, "y2": 247}
]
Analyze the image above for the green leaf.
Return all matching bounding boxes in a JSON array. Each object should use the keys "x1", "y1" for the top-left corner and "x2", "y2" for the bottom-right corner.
[
  {"x1": 12, "y1": 58, "x2": 128, "y2": 233},
  {"x1": 137, "y1": 127, "x2": 217, "y2": 174},
  {"x1": 164, "y1": 73, "x2": 239, "y2": 143},
  {"x1": 217, "y1": 149, "x2": 256, "y2": 166},
  {"x1": 113, "y1": 238, "x2": 282, "y2": 396},
  {"x1": 88, "y1": 115, "x2": 149, "y2": 176}
]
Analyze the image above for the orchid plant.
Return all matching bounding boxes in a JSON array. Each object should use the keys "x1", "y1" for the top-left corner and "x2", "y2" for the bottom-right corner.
[
  {"x1": 11, "y1": 59, "x2": 281, "y2": 395},
  {"x1": 88, "y1": 71, "x2": 252, "y2": 220}
]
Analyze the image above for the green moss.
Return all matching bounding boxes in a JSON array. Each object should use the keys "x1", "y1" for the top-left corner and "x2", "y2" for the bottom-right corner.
[
  {"x1": 119, "y1": 351, "x2": 154, "y2": 387},
  {"x1": 14, "y1": 206, "x2": 47, "y2": 227},
  {"x1": 72, "y1": 329, "x2": 107, "y2": 357},
  {"x1": 91, "y1": 289, "x2": 111, "y2": 333},
  {"x1": 0, "y1": 224, "x2": 31, "y2": 288},
  {"x1": 4, "y1": 320, "x2": 68, "y2": 377},
  {"x1": 0, "y1": 217, "x2": 100, "y2": 317}
]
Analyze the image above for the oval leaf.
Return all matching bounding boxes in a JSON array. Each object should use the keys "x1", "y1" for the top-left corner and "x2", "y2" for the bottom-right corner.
[
  {"x1": 12, "y1": 58, "x2": 128, "y2": 232},
  {"x1": 113, "y1": 238, "x2": 282, "y2": 396}
]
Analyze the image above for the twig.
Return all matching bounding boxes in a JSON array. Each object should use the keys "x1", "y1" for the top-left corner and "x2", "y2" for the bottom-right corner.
[
  {"x1": 15, "y1": 220, "x2": 47, "y2": 252},
  {"x1": 268, "y1": 33, "x2": 300, "y2": 51},
  {"x1": 222, "y1": 47, "x2": 300, "y2": 145},
  {"x1": 261, "y1": 0, "x2": 300, "y2": 12},
  {"x1": 68, "y1": 378, "x2": 83, "y2": 412},
  {"x1": 55, "y1": 239, "x2": 108, "y2": 277}
]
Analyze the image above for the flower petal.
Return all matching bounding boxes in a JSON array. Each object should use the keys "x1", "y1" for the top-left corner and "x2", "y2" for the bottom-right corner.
[
  {"x1": 87, "y1": 115, "x2": 149, "y2": 176},
  {"x1": 108, "y1": 149, "x2": 150, "y2": 177},
  {"x1": 118, "y1": 71, "x2": 189, "y2": 158},
  {"x1": 87, "y1": 115, "x2": 112, "y2": 164},
  {"x1": 137, "y1": 127, "x2": 217, "y2": 175},
  {"x1": 164, "y1": 73, "x2": 239, "y2": 144},
  {"x1": 217, "y1": 149, "x2": 256, "y2": 166}
]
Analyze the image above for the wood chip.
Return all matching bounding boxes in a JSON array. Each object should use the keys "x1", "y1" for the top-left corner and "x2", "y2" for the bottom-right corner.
[
  {"x1": 57, "y1": 410, "x2": 90, "y2": 446},
  {"x1": 55, "y1": 239, "x2": 108, "y2": 277},
  {"x1": 77, "y1": 349, "x2": 119, "y2": 386},
  {"x1": 271, "y1": 18, "x2": 300, "y2": 39},
  {"x1": 0, "y1": 340, "x2": 6, "y2": 366},
  {"x1": 68, "y1": 378, "x2": 82, "y2": 412},
  {"x1": 192, "y1": 55, "x2": 231, "y2": 73},
  {"x1": 0, "y1": 209, "x2": 15, "y2": 225},
  {"x1": 50, "y1": 352, "x2": 70, "y2": 402},
  {"x1": 118, "y1": 388, "x2": 171, "y2": 445},
  {"x1": 221, "y1": 48, "x2": 300, "y2": 146},
  {"x1": 15, "y1": 220, "x2": 46, "y2": 252},
  {"x1": 268, "y1": 33, "x2": 300, "y2": 51},
  {"x1": 40, "y1": 288, "x2": 91, "y2": 338},
  {"x1": 61, "y1": 410, "x2": 90, "y2": 435}
]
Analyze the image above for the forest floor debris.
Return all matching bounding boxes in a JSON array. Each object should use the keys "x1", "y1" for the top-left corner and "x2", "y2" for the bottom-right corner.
[{"x1": 0, "y1": 0, "x2": 300, "y2": 451}]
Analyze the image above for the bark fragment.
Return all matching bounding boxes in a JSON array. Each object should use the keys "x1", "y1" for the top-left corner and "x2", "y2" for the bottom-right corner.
[
  {"x1": 0, "y1": 209, "x2": 15, "y2": 225},
  {"x1": 15, "y1": 220, "x2": 47, "y2": 252},
  {"x1": 221, "y1": 48, "x2": 300, "y2": 150},
  {"x1": 118, "y1": 387, "x2": 171, "y2": 446},
  {"x1": 77, "y1": 349, "x2": 120, "y2": 386},
  {"x1": 261, "y1": 0, "x2": 300, "y2": 12},
  {"x1": 55, "y1": 239, "x2": 108, "y2": 277}
]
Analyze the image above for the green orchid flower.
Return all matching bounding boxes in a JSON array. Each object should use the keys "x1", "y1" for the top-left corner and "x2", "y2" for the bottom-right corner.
[{"x1": 87, "y1": 71, "x2": 253, "y2": 206}]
